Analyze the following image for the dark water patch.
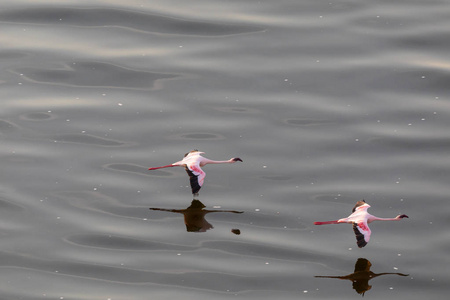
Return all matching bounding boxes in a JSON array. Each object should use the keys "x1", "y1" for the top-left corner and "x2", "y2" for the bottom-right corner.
[
  {"x1": 212, "y1": 106, "x2": 261, "y2": 114},
  {"x1": 53, "y1": 133, "x2": 126, "y2": 146},
  {"x1": 66, "y1": 234, "x2": 194, "y2": 251},
  {"x1": 367, "y1": 136, "x2": 450, "y2": 151},
  {"x1": 312, "y1": 194, "x2": 349, "y2": 204},
  {"x1": 52, "y1": 190, "x2": 161, "y2": 220},
  {"x1": 0, "y1": 50, "x2": 28, "y2": 60},
  {"x1": 0, "y1": 250, "x2": 289, "y2": 292},
  {"x1": 0, "y1": 197, "x2": 24, "y2": 212},
  {"x1": 98, "y1": 206, "x2": 157, "y2": 219},
  {"x1": 259, "y1": 175, "x2": 293, "y2": 181},
  {"x1": 51, "y1": 190, "x2": 127, "y2": 216},
  {"x1": 52, "y1": 190, "x2": 111, "y2": 203},
  {"x1": 167, "y1": 133, "x2": 225, "y2": 140},
  {"x1": 370, "y1": 68, "x2": 450, "y2": 93},
  {"x1": 236, "y1": 211, "x2": 307, "y2": 231},
  {"x1": 397, "y1": 31, "x2": 450, "y2": 50},
  {"x1": 202, "y1": 240, "x2": 317, "y2": 262},
  {"x1": 296, "y1": 66, "x2": 450, "y2": 97},
  {"x1": 0, "y1": 120, "x2": 18, "y2": 133},
  {"x1": 20, "y1": 112, "x2": 55, "y2": 121},
  {"x1": 284, "y1": 118, "x2": 332, "y2": 126},
  {"x1": 104, "y1": 163, "x2": 168, "y2": 176},
  {"x1": 0, "y1": 7, "x2": 262, "y2": 36},
  {"x1": 0, "y1": 250, "x2": 182, "y2": 284},
  {"x1": 183, "y1": 133, "x2": 219, "y2": 139},
  {"x1": 14, "y1": 62, "x2": 177, "y2": 90}
]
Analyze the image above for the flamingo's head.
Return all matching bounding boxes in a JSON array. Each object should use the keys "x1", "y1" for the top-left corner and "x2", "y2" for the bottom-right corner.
[
  {"x1": 353, "y1": 200, "x2": 370, "y2": 212},
  {"x1": 184, "y1": 150, "x2": 204, "y2": 157},
  {"x1": 396, "y1": 214, "x2": 409, "y2": 219}
]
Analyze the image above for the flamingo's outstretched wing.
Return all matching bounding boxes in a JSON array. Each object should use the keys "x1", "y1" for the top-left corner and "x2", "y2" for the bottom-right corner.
[
  {"x1": 184, "y1": 164, "x2": 206, "y2": 195},
  {"x1": 352, "y1": 221, "x2": 371, "y2": 248}
]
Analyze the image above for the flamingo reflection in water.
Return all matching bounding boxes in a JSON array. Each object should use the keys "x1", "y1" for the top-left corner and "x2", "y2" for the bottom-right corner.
[
  {"x1": 150, "y1": 199, "x2": 243, "y2": 233},
  {"x1": 315, "y1": 258, "x2": 409, "y2": 296}
]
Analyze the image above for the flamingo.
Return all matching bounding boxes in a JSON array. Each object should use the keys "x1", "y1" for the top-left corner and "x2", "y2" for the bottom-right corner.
[
  {"x1": 148, "y1": 150, "x2": 243, "y2": 196},
  {"x1": 314, "y1": 200, "x2": 408, "y2": 248}
]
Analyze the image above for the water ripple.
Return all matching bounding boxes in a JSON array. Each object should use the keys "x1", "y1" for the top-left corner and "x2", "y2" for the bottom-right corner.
[
  {"x1": 52, "y1": 133, "x2": 127, "y2": 146},
  {"x1": 104, "y1": 163, "x2": 161, "y2": 176},
  {"x1": 66, "y1": 234, "x2": 194, "y2": 251},
  {"x1": 0, "y1": 119, "x2": 19, "y2": 134},
  {"x1": 13, "y1": 62, "x2": 177, "y2": 90},
  {"x1": 166, "y1": 133, "x2": 225, "y2": 140},
  {"x1": 0, "y1": 7, "x2": 263, "y2": 36},
  {"x1": 20, "y1": 112, "x2": 56, "y2": 121}
]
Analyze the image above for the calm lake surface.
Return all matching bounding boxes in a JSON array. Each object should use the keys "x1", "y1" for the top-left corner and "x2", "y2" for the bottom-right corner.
[{"x1": 1, "y1": 0, "x2": 449, "y2": 299}]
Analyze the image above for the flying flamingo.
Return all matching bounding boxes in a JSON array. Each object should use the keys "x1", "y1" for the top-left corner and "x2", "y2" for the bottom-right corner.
[
  {"x1": 148, "y1": 150, "x2": 243, "y2": 196},
  {"x1": 314, "y1": 200, "x2": 408, "y2": 248}
]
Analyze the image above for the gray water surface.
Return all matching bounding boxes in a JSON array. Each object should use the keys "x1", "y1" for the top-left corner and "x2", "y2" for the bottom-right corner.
[{"x1": 1, "y1": 0, "x2": 449, "y2": 299}]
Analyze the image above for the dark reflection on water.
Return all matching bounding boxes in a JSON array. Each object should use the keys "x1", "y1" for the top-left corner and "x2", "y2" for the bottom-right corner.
[
  {"x1": 166, "y1": 133, "x2": 225, "y2": 141},
  {"x1": 259, "y1": 175, "x2": 293, "y2": 181},
  {"x1": 368, "y1": 135, "x2": 450, "y2": 151},
  {"x1": 0, "y1": 50, "x2": 28, "y2": 60},
  {"x1": 14, "y1": 62, "x2": 177, "y2": 90},
  {"x1": 20, "y1": 111, "x2": 55, "y2": 121},
  {"x1": 211, "y1": 106, "x2": 261, "y2": 114},
  {"x1": 283, "y1": 118, "x2": 332, "y2": 127},
  {"x1": 0, "y1": 197, "x2": 24, "y2": 212},
  {"x1": 105, "y1": 163, "x2": 163, "y2": 176},
  {"x1": 52, "y1": 133, "x2": 128, "y2": 146},
  {"x1": 315, "y1": 258, "x2": 409, "y2": 296},
  {"x1": 0, "y1": 7, "x2": 262, "y2": 36},
  {"x1": 67, "y1": 234, "x2": 194, "y2": 251},
  {"x1": 150, "y1": 199, "x2": 243, "y2": 233},
  {"x1": 0, "y1": 119, "x2": 19, "y2": 134}
]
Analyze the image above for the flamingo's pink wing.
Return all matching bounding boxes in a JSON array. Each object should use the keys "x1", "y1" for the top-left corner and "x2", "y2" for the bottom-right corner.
[{"x1": 184, "y1": 164, "x2": 206, "y2": 194}]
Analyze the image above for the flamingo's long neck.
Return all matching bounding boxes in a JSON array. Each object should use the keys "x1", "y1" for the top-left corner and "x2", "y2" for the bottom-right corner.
[
  {"x1": 370, "y1": 217, "x2": 400, "y2": 222},
  {"x1": 207, "y1": 160, "x2": 232, "y2": 164},
  {"x1": 201, "y1": 159, "x2": 232, "y2": 166}
]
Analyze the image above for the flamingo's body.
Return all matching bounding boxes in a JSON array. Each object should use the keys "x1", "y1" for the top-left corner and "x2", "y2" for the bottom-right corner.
[
  {"x1": 314, "y1": 200, "x2": 408, "y2": 248},
  {"x1": 148, "y1": 150, "x2": 242, "y2": 196}
]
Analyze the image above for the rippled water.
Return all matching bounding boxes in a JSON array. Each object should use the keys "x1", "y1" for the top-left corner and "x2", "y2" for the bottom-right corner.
[{"x1": 1, "y1": 0, "x2": 449, "y2": 299}]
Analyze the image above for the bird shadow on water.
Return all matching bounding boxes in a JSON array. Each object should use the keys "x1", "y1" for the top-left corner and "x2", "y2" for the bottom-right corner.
[
  {"x1": 149, "y1": 198, "x2": 243, "y2": 234},
  {"x1": 315, "y1": 258, "x2": 409, "y2": 296}
]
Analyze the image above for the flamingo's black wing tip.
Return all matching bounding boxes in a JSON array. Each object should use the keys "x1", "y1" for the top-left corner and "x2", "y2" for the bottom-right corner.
[{"x1": 352, "y1": 223, "x2": 368, "y2": 248}]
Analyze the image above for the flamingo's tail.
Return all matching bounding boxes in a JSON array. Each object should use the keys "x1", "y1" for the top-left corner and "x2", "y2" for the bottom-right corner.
[
  {"x1": 314, "y1": 220, "x2": 339, "y2": 225},
  {"x1": 148, "y1": 165, "x2": 176, "y2": 170}
]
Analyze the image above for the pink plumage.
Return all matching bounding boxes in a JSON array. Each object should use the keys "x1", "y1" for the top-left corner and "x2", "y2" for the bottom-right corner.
[
  {"x1": 148, "y1": 150, "x2": 242, "y2": 196},
  {"x1": 314, "y1": 200, "x2": 408, "y2": 248}
]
